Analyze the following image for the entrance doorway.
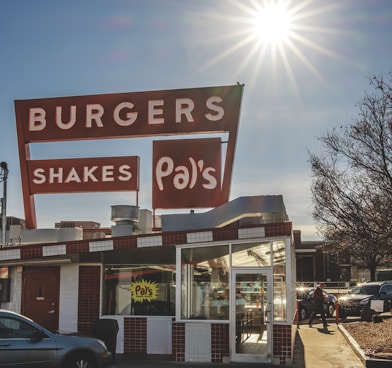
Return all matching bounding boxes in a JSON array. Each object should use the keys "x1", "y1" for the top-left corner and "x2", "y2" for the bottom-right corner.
[
  {"x1": 22, "y1": 266, "x2": 60, "y2": 331},
  {"x1": 231, "y1": 269, "x2": 271, "y2": 363}
]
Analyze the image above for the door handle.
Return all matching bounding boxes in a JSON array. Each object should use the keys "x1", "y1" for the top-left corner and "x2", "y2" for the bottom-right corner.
[
  {"x1": 48, "y1": 309, "x2": 55, "y2": 314},
  {"x1": 0, "y1": 343, "x2": 11, "y2": 347},
  {"x1": 265, "y1": 310, "x2": 271, "y2": 323}
]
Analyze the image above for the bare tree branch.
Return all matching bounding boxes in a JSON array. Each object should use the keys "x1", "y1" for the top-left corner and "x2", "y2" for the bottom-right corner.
[{"x1": 309, "y1": 71, "x2": 392, "y2": 280}]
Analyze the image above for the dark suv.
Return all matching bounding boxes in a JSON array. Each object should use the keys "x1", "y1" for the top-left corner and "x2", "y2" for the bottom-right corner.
[
  {"x1": 338, "y1": 281, "x2": 392, "y2": 316},
  {"x1": 296, "y1": 287, "x2": 337, "y2": 320}
]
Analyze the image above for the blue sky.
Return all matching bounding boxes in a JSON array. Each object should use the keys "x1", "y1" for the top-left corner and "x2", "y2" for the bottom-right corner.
[{"x1": 1, "y1": 0, "x2": 391, "y2": 240}]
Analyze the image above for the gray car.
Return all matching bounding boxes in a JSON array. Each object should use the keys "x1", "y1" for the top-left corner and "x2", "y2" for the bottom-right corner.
[{"x1": 0, "y1": 309, "x2": 112, "y2": 368}]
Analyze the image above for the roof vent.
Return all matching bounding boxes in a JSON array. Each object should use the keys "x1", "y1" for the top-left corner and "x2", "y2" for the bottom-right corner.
[{"x1": 111, "y1": 205, "x2": 139, "y2": 237}]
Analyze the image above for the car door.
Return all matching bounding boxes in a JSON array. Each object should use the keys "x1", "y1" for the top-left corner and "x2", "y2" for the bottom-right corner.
[
  {"x1": 380, "y1": 284, "x2": 392, "y2": 312},
  {"x1": 305, "y1": 290, "x2": 315, "y2": 314},
  {"x1": 0, "y1": 316, "x2": 56, "y2": 368}
]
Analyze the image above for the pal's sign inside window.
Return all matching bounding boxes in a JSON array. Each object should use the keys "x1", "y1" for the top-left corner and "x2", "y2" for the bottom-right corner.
[
  {"x1": 130, "y1": 279, "x2": 159, "y2": 303},
  {"x1": 14, "y1": 85, "x2": 244, "y2": 228}
]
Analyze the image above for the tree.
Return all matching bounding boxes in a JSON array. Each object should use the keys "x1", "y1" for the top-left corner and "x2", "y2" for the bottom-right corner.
[{"x1": 309, "y1": 72, "x2": 392, "y2": 281}]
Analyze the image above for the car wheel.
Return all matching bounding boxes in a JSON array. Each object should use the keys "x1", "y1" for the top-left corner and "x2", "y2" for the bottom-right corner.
[
  {"x1": 338, "y1": 306, "x2": 347, "y2": 319},
  {"x1": 326, "y1": 303, "x2": 335, "y2": 317},
  {"x1": 360, "y1": 305, "x2": 374, "y2": 322},
  {"x1": 64, "y1": 353, "x2": 95, "y2": 368},
  {"x1": 300, "y1": 307, "x2": 307, "y2": 321}
]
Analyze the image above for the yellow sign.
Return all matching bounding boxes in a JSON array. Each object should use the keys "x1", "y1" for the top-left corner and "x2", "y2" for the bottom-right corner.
[{"x1": 130, "y1": 279, "x2": 158, "y2": 302}]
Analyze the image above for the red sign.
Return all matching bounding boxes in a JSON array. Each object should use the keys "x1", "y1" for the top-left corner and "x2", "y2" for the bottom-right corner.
[
  {"x1": 27, "y1": 156, "x2": 139, "y2": 194},
  {"x1": 14, "y1": 85, "x2": 243, "y2": 228},
  {"x1": 153, "y1": 138, "x2": 222, "y2": 208},
  {"x1": 15, "y1": 86, "x2": 241, "y2": 143}
]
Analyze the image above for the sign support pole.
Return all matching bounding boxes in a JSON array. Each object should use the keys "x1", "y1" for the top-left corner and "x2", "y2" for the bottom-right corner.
[{"x1": 1, "y1": 162, "x2": 9, "y2": 246}]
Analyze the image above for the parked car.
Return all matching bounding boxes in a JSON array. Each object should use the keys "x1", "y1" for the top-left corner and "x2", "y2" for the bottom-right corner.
[
  {"x1": 296, "y1": 287, "x2": 337, "y2": 320},
  {"x1": 338, "y1": 281, "x2": 392, "y2": 317},
  {"x1": 0, "y1": 309, "x2": 112, "y2": 368}
]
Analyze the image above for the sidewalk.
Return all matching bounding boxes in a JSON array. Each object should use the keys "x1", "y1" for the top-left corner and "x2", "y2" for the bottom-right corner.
[
  {"x1": 110, "y1": 319, "x2": 364, "y2": 368},
  {"x1": 294, "y1": 320, "x2": 363, "y2": 368}
]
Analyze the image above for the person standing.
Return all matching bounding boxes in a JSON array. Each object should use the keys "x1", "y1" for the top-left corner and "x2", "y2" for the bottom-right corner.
[{"x1": 308, "y1": 282, "x2": 328, "y2": 329}]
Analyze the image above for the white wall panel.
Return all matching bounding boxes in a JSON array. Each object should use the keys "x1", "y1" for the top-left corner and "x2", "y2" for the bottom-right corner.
[
  {"x1": 185, "y1": 323, "x2": 211, "y2": 362},
  {"x1": 59, "y1": 264, "x2": 79, "y2": 333},
  {"x1": 147, "y1": 317, "x2": 172, "y2": 354}
]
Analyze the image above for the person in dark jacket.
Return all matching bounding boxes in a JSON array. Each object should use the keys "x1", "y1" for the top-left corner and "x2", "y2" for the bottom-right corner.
[{"x1": 308, "y1": 282, "x2": 328, "y2": 329}]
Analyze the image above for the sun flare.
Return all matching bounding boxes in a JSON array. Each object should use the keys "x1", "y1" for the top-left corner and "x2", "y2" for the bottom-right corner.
[
  {"x1": 252, "y1": 2, "x2": 292, "y2": 45},
  {"x1": 194, "y1": 0, "x2": 342, "y2": 95}
]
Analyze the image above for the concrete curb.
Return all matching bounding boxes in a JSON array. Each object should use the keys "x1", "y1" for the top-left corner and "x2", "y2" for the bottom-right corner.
[{"x1": 338, "y1": 324, "x2": 391, "y2": 368}]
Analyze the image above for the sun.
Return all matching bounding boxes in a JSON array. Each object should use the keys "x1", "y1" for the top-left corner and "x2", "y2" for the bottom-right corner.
[
  {"x1": 192, "y1": 0, "x2": 342, "y2": 95},
  {"x1": 252, "y1": 2, "x2": 293, "y2": 45}
]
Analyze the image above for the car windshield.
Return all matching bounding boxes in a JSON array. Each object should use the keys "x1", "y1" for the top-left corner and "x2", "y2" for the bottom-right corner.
[{"x1": 348, "y1": 284, "x2": 380, "y2": 295}]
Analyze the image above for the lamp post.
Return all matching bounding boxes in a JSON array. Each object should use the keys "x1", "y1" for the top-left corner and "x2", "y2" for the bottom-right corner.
[{"x1": 1, "y1": 162, "x2": 8, "y2": 247}]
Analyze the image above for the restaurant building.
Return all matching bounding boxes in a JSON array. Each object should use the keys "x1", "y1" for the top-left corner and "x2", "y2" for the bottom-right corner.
[{"x1": 0, "y1": 195, "x2": 297, "y2": 365}]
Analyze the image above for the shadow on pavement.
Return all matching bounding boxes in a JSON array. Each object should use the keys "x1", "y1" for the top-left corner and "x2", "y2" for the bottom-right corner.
[{"x1": 291, "y1": 330, "x2": 305, "y2": 368}]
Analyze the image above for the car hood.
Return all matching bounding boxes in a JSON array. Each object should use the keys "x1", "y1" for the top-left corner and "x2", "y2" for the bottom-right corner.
[{"x1": 339, "y1": 294, "x2": 371, "y2": 302}]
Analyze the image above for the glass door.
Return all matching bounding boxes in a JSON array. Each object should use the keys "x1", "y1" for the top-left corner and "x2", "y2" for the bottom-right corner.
[{"x1": 230, "y1": 269, "x2": 272, "y2": 363}]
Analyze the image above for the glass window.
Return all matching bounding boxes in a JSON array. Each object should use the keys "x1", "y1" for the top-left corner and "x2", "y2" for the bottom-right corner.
[
  {"x1": 103, "y1": 265, "x2": 175, "y2": 316},
  {"x1": 273, "y1": 240, "x2": 286, "y2": 321},
  {"x1": 180, "y1": 245, "x2": 230, "y2": 320},
  {"x1": 0, "y1": 317, "x2": 38, "y2": 339},
  {"x1": 232, "y1": 241, "x2": 272, "y2": 267},
  {"x1": 179, "y1": 238, "x2": 289, "y2": 321}
]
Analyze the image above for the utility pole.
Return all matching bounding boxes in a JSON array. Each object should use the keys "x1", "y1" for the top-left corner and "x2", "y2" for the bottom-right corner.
[{"x1": 1, "y1": 162, "x2": 8, "y2": 247}]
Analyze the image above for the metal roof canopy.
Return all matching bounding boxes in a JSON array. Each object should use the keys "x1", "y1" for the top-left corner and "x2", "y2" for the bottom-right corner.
[{"x1": 161, "y1": 195, "x2": 288, "y2": 232}]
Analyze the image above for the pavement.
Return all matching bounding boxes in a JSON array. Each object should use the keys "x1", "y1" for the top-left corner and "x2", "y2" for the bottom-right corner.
[
  {"x1": 293, "y1": 320, "x2": 364, "y2": 368},
  {"x1": 111, "y1": 313, "x2": 392, "y2": 368},
  {"x1": 109, "y1": 317, "x2": 367, "y2": 368}
]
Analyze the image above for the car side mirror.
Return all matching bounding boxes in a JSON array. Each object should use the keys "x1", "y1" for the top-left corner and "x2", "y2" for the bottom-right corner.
[{"x1": 30, "y1": 330, "x2": 46, "y2": 342}]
